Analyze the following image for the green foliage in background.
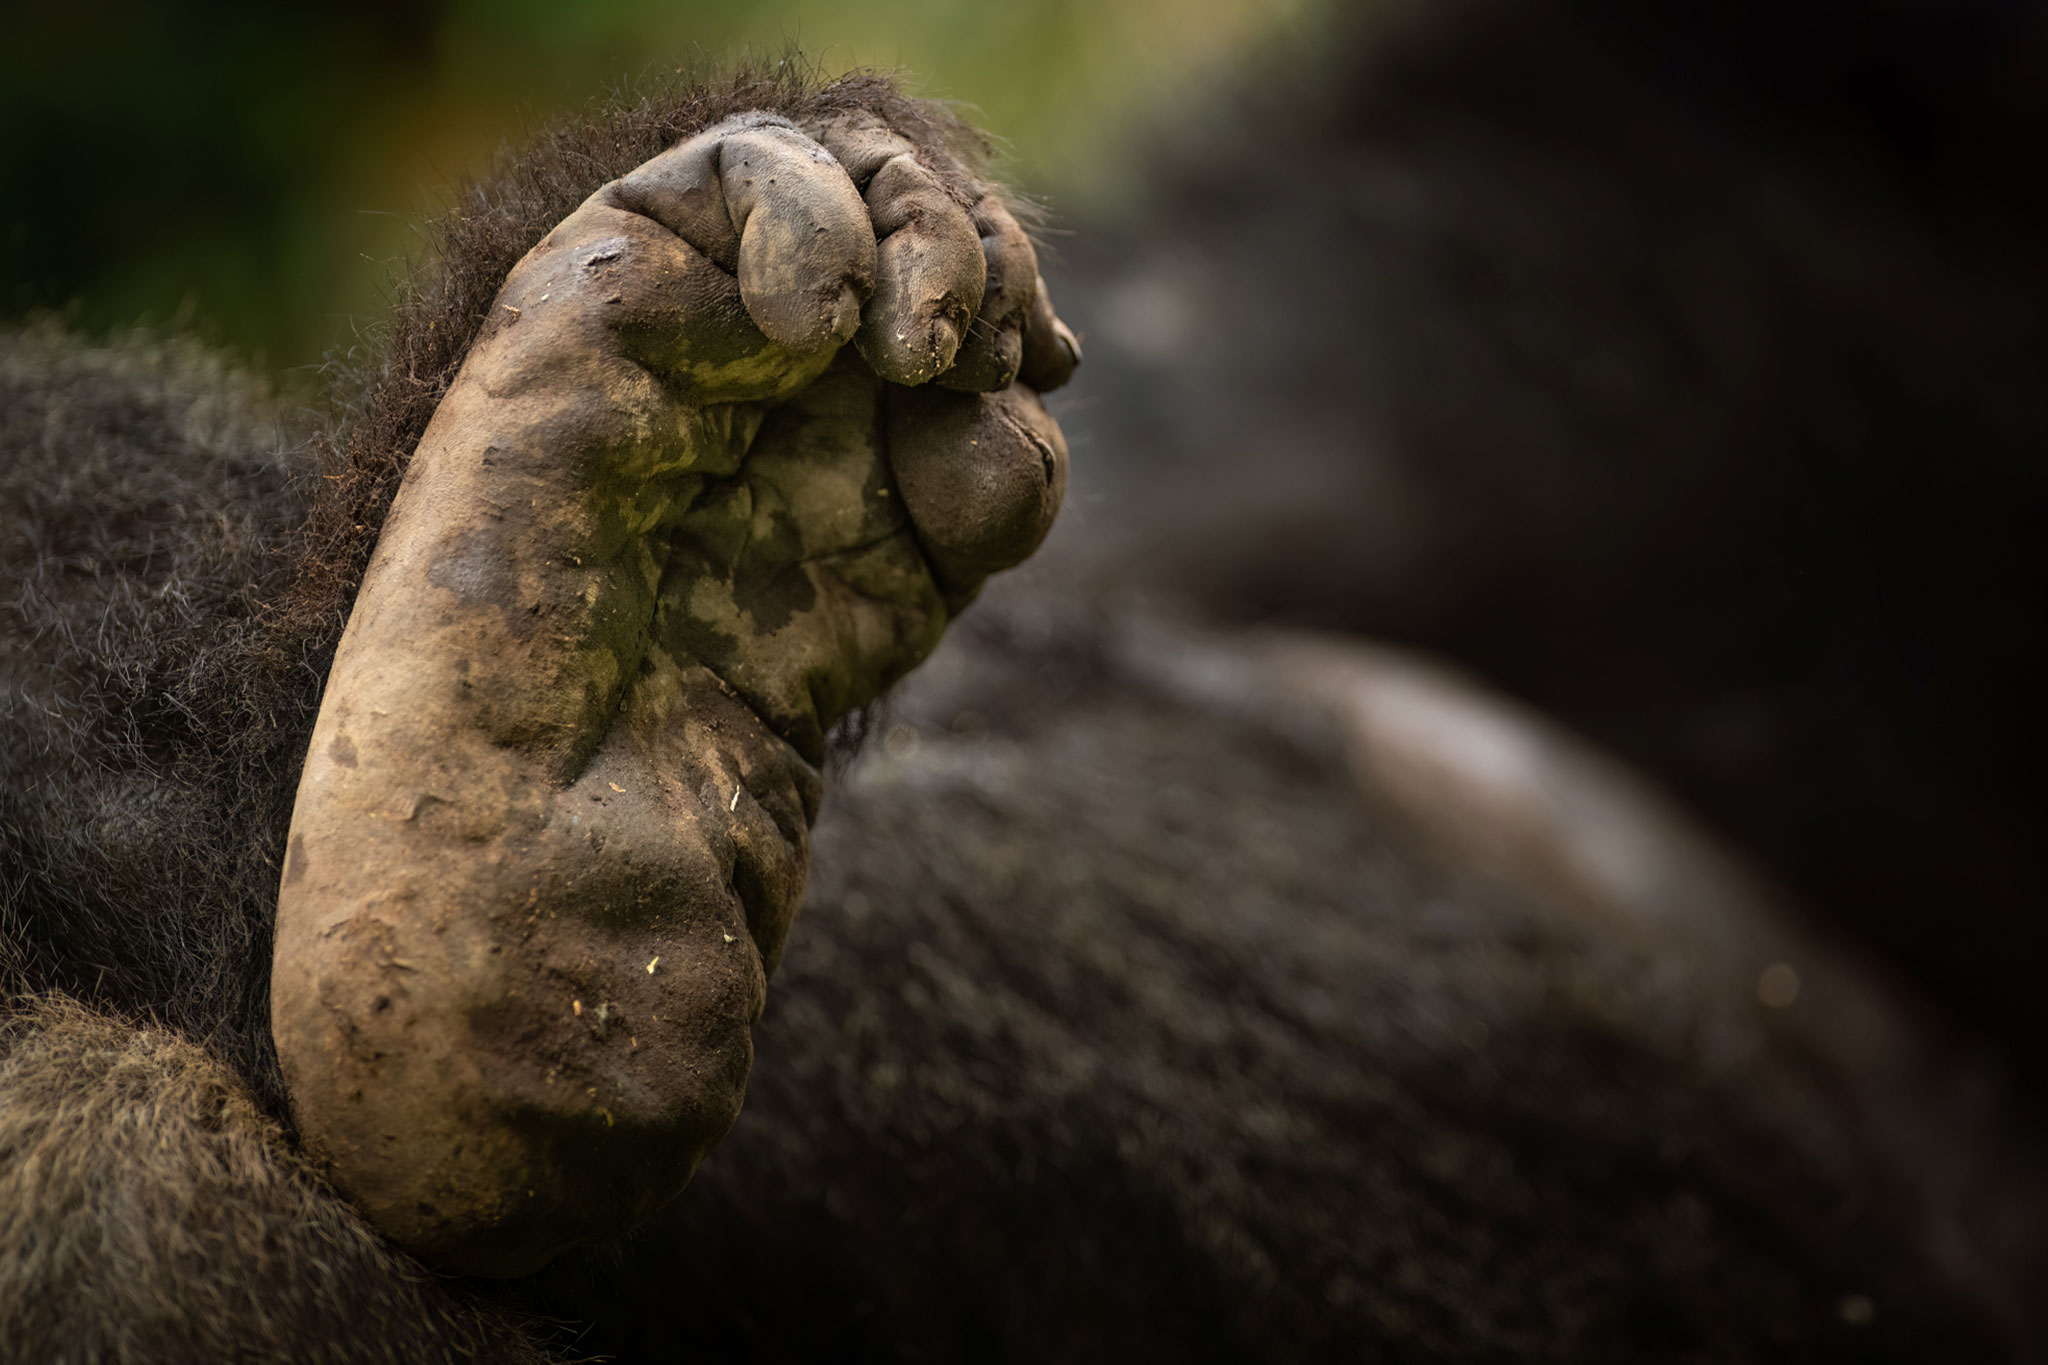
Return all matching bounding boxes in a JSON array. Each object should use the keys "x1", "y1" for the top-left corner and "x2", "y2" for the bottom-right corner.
[{"x1": 2, "y1": 0, "x2": 1334, "y2": 377}]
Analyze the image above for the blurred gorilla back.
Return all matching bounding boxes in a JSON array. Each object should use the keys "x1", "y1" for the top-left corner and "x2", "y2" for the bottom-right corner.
[{"x1": 1055, "y1": 0, "x2": 2048, "y2": 1084}]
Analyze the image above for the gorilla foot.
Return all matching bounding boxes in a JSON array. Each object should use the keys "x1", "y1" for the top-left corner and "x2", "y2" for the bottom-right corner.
[{"x1": 269, "y1": 107, "x2": 1074, "y2": 1276}]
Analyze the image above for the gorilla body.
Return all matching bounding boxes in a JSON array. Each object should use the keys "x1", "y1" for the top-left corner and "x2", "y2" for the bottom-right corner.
[{"x1": 3, "y1": 49, "x2": 2047, "y2": 1365}]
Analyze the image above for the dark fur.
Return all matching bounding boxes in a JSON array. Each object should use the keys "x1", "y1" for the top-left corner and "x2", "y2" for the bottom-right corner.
[
  {"x1": 0, "y1": 995, "x2": 549, "y2": 1363},
  {"x1": 5, "y1": 45, "x2": 2048, "y2": 1365}
]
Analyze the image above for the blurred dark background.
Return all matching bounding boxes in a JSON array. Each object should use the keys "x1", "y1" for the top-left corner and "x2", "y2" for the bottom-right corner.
[
  {"x1": 1052, "y1": 0, "x2": 2048, "y2": 1092},
  {"x1": 6, "y1": 0, "x2": 2046, "y2": 1089},
  {"x1": 0, "y1": 0, "x2": 1296, "y2": 372}
]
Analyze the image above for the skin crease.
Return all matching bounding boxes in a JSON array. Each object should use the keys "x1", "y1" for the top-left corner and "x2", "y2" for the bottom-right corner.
[{"x1": 270, "y1": 110, "x2": 1077, "y2": 1277}]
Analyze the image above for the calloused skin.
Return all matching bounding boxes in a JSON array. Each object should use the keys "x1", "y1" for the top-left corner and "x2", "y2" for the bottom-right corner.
[{"x1": 270, "y1": 107, "x2": 1077, "y2": 1277}]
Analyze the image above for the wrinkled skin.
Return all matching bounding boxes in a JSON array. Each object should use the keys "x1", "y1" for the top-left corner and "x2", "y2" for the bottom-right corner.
[{"x1": 271, "y1": 110, "x2": 1077, "y2": 1276}]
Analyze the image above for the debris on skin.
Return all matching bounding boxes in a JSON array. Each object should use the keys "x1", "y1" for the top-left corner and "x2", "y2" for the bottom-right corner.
[
  {"x1": 572, "y1": 1000, "x2": 583, "y2": 1017},
  {"x1": 646, "y1": 956, "x2": 660, "y2": 974}
]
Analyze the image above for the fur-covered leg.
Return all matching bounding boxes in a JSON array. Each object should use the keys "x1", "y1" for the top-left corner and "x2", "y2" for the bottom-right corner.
[{"x1": 0, "y1": 996, "x2": 550, "y2": 1364}]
